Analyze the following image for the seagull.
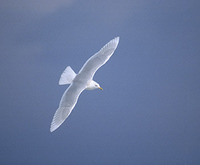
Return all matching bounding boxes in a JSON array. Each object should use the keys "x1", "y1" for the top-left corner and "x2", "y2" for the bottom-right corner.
[{"x1": 50, "y1": 37, "x2": 120, "y2": 132}]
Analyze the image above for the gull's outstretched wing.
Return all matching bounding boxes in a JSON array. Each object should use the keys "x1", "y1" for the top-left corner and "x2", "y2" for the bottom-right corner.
[
  {"x1": 50, "y1": 81, "x2": 86, "y2": 132},
  {"x1": 78, "y1": 37, "x2": 119, "y2": 80}
]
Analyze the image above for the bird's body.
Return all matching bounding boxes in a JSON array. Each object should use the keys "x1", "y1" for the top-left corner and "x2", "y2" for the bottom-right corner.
[{"x1": 50, "y1": 37, "x2": 119, "y2": 132}]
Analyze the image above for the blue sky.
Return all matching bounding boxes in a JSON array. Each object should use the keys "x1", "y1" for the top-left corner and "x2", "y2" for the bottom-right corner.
[{"x1": 0, "y1": 0, "x2": 200, "y2": 164}]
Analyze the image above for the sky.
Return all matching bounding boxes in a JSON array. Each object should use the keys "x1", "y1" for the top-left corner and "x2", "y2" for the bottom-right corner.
[{"x1": 0, "y1": 0, "x2": 200, "y2": 164}]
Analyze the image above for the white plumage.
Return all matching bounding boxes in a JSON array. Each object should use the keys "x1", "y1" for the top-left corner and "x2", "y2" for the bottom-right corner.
[{"x1": 50, "y1": 37, "x2": 120, "y2": 132}]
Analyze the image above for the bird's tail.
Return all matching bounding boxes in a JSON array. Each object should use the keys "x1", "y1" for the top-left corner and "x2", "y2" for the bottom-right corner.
[{"x1": 59, "y1": 66, "x2": 76, "y2": 85}]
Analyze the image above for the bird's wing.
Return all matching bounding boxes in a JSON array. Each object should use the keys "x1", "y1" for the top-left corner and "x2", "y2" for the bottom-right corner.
[
  {"x1": 78, "y1": 37, "x2": 119, "y2": 80},
  {"x1": 50, "y1": 81, "x2": 85, "y2": 132}
]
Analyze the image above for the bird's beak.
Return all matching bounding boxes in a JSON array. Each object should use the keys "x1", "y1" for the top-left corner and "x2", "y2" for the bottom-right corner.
[{"x1": 99, "y1": 87, "x2": 103, "y2": 90}]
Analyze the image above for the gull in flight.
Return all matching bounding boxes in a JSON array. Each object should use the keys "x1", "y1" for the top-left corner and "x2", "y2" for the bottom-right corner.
[{"x1": 50, "y1": 37, "x2": 120, "y2": 132}]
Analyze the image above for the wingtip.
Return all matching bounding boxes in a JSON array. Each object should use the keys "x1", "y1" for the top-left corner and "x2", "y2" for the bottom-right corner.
[
  {"x1": 50, "y1": 119, "x2": 61, "y2": 132},
  {"x1": 115, "y1": 36, "x2": 120, "y2": 40},
  {"x1": 113, "y1": 36, "x2": 120, "y2": 45},
  {"x1": 50, "y1": 123, "x2": 56, "y2": 132}
]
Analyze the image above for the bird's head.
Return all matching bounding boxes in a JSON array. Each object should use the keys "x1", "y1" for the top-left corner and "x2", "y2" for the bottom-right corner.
[{"x1": 86, "y1": 80, "x2": 103, "y2": 90}]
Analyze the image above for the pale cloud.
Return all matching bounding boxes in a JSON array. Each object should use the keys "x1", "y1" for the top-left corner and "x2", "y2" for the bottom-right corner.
[{"x1": 1, "y1": 0, "x2": 75, "y2": 16}]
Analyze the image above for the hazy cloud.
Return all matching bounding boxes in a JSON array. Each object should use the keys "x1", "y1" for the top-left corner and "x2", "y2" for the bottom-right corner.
[{"x1": 0, "y1": 0, "x2": 74, "y2": 16}]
